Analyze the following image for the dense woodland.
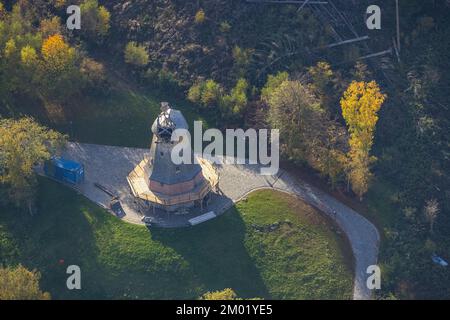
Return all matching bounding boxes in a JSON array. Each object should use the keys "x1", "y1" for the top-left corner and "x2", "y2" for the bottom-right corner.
[{"x1": 0, "y1": 0, "x2": 449, "y2": 299}]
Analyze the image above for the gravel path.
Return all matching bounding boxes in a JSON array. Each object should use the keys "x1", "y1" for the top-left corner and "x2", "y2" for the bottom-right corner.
[{"x1": 57, "y1": 142, "x2": 379, "y2": 300}]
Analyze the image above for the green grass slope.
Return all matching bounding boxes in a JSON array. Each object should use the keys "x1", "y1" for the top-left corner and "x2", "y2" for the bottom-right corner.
[{"x1": 0, "y1": 179, "x2": 352, "y2": 300}]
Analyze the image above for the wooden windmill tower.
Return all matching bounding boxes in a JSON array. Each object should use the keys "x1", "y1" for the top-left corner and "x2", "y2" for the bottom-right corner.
[{"x1": 127, "y1": 102, "x2": 219, "y2": 212}]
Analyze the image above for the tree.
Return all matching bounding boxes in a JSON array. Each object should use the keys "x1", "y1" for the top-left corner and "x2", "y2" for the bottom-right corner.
[
  {"x1": 261, "y1": 71, "x2": 289, "y2": 103},
  {"x1": 20, "y1": 45, "x2": 38, "y2": 67},
  {"x1": 340, "y1": 81, "x2": 386, "y2": 199},
  {"x1": 97, "y1": 6, "x2": 111, "y2": 36},
  {"x1": 39, "y1": 16, "x2": 63, "y2": 38},
  {"x1": 2, "y1": 38, "x2": 21, "y2": 92},
  {"x1": 0, "y1": 4, "x2": 84, "y2": 101},
  {"x1": 219, "y1": 21, "x2": 231, "y2": 33},
  {"x1": 0, "y1": 118, "x2": 67, "y2": 211},
  {"x1": 351, "y1": 61, "x2": 372, "y2": 82},
  {"x1": 232, "y1": 46, "x2": 253, "y2": 78},
  {"x1": 424, "y1": 199, "x2": 439, "y2": 234},
  {"x1": 4, "y1": 39, "x2": 17, "y2": 58},
  {"x1": 80, "y1": 57, "x2": 106, "y2": 89},
  {"x1": 80, "y1": 0, "x2": 110, "y2": 40},
  {"x1": 188, "y1": 78, "x2": 249, "y2": 118},
  {"x1": 194, "y1": 9, "x2": 206, "y2": 24},
  {"x1": 308, "y1": 61, "x2": 343, "y2": 115},
  {"x1": 201, "y1": 79, "x2": 223, "y2": 107},
  {"x1": 308, "y1": 61, "x2": 334, "y2": 95},
  {"x1": 0, "y1": 3, "x2": 41, "y2": 97},
  {"x1": 19, "y1": 45, "x2": 39, "y2": 86},
  {"x1": 187, "y1": 79, "x2": 223, "y2": 109},
  {"x1": 222, "y1": 78, "x2": 248, "y2": 115},
  {"x1": 266, "y1": 78, "x2": 348, "y2": 185},
  {"x1": 0, "y1": 265, "x2": 50, "y2": 300},
  {"x1": 41, "y1": 34, "x2": 75, "y2": 72},
  {"x1": 187, "y1": 81, "x2": 203, "y2": 104},
  {"x1": 200, "y1": 288, "x2": 238, "y2": 300},
  {"x1": 124, "y1": 41, "x2": 149, "y2": 67},
  {"x1": 40, "y1": 34, "x2": 79, "y2": 99}
]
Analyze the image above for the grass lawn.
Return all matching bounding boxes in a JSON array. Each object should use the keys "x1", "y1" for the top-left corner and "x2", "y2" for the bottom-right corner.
[
  {"x1": 0, "y1": 179, "x2": 353, "y2": 300},
  {"x1": 60, "y1": 87, "x2": 208, "y2": 148}
]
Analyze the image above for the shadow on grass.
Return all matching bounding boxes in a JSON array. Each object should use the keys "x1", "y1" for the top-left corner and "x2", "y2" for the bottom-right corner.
[
  {"x1": 150, "y1": 207, "x2": 270, "y2": 299},
  {"x1": 0, "y1": 178, "x2": 117, "y2": 299}
]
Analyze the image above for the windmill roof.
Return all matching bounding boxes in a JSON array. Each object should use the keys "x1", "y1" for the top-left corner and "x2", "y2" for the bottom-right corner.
[{"x1": 151, "y1": 108, "x2": 189, "y2": 135}]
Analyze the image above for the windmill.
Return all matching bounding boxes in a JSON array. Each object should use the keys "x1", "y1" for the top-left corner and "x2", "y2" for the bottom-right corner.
[{"x1": 127, "y1": 102, "x2": 219, "y2": 213}]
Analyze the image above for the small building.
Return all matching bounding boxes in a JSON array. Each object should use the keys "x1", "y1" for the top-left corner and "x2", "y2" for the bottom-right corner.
[
  {"x1": 44, "y1": 157, "x2": 85, "y2": 185},
  {"x1": 127, "y1": 102, "x2": 219, "y2": 212}
]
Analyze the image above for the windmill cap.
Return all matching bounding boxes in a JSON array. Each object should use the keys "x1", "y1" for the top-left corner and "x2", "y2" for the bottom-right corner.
[{"x1": 151, "y1": 105, "x2": 189, "y2": 136}]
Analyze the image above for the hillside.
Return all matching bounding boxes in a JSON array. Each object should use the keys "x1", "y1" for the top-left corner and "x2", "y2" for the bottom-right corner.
[{"x1": 0, "y1": 0, "x2": 449, "y2": 300}]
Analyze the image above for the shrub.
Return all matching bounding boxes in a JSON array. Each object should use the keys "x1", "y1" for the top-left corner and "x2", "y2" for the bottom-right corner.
[
  {"x1": 219, "y1": 21, "x2": 231, "y2": 33},
  {"x1": 0, "y1": 265, "x2": 50, "y2": 300},
  {"x1": 124, "y1": 42, "x2": 149, "y2": 67},
  {"x1": 201, "y1": 288, "x2": 238, "y2": 300},
  {"x1": 187, "y1": 79, "x2": 223, "y2": 109},
  {"x1": 194, "y1": 9, "x2": 206, "y2": 24}
]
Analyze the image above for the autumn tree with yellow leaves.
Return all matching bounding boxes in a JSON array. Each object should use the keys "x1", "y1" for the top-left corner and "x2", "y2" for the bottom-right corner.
[
  {"x1": 201, "y1": 288, "x2": 238, "y2": 300},
  {"x1": 340, "y1": 81, "x2": 386, "y2": 200},
  {"x1": 39, "y1": 34, "x2": 81, "y2": 99},
  {"x1": 200, "y1": 288, "x2": 261, "y2": 300},
  {"x1": 0, "y1": 4, "x2": 105, "y2": 101},
  {"x1": 0, "y1": 265, "x2": 50, "y2": 300},
  {"x1": 41, "y1": 34, "x2": 76, "y2": 73}
]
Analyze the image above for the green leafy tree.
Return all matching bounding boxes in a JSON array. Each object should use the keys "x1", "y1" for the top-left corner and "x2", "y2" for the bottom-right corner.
[
  {"x1": 20, "y1": 45, "x2": 38, "y2": 67},
  {"x1": 187, "y1": 81, "x2": 203, "y2": 104},
  {"x1": 308, "y1": 61, "x2": 343, "y2": 115},
  {"x1": 0, "y1": 118, "x2": 67, "y2": 211},
  {"x1": 80, "y1": 0, "x2": 110, "y2": 41},
  {"x1": 222, "y1": 78, "x2": 248, "y2": 115},
  {"x1": 266, "y1": 79, "x2": 347, "y2": 185},
  {"x1": 19, "y1": 45, "x2": 39, "y2": 86},
  {"x1": 261, "y1": 71, "x2": 289, "y2": 103},
  {"x1": 0, "y1": 4, "x2": 39, "y2": 97},
  {"x1": 124, "y1": 41, "x2": 149, "y2": 67},
  {"x1": 201, "y1": 79, "x2": 223, "y2": 107},
  {"x1": 232, "y1": 46, "x2": 253, "y2": 78},
  {"x1": 200, "y1": 288, "x2": 261, "y2": 300},
  {"x1": 187, "y1": 79, "x2": 223, "y2": 109}
]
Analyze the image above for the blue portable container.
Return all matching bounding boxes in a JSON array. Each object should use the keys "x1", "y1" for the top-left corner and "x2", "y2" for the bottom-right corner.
[{"x1": 44, "y1": 157, "x2": 84, "y2": 185}]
